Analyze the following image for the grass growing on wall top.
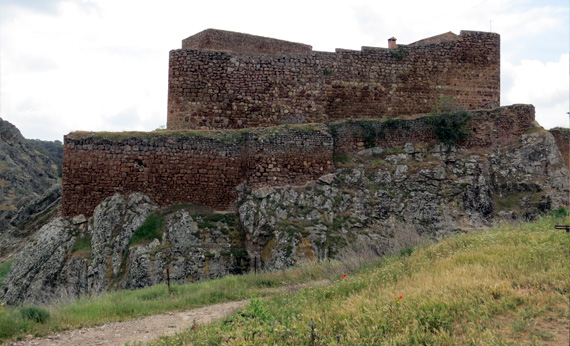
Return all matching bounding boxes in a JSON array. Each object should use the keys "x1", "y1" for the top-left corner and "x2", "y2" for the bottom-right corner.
[{"x1": 66, "y1": 123, "x2": 329, "y2": 144}]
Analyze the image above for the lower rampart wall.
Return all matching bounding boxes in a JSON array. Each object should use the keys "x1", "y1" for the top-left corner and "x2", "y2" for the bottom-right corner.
[
  {"x1": 62, "y1": 126, "x2": 334, "y2": 217},
  {"x1": 63, "y1": 105, "x2": 534, "y2": 217},
  {"x1": 333, "y1": 104, "x2": 535, "y2": 153}
]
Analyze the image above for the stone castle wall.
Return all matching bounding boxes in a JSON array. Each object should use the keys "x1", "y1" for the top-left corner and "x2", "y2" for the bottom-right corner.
[
  {"x1": 334, "y1": 105, "x2": 535, "y2": 153},
  {"x1": 62, "y1": 127, "x2": 334, "y2": 217},
  {"x1": 182, "y1": 29, "x2": 313, "y2": 55},
  {"x1": 549, "y1": 127, "x2": 570, "y2": 168},
  {"x1": 63, "y1": 105, "x2": 534, "y2": 217},
  {"x1": 168, "y1": 30, "x2": 500, "y2": 130}
]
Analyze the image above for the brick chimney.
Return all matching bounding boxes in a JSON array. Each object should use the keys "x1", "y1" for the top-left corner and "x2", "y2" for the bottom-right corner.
[{"x1": 388, "y1": 37, "x2": 397, "y2": 49}]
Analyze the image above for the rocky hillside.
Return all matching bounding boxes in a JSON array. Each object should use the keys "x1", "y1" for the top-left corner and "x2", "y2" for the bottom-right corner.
[
  {"x1": 0, "y1": 117, "x2": 60, "y2": 228},
  {"x1": 1, "y1": 120, "x2": 567, "y2": 305}
]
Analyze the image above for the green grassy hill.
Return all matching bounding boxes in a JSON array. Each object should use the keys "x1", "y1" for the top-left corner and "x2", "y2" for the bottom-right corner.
[
  {"x1": 0, "y1": 211, "x2": 568, "y2": 345},
  {"x1": 145, "y1": 211, "x2": 569, "y2": 346}
]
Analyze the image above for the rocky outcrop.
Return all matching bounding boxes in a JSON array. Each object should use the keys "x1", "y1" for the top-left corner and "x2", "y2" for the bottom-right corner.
[
  {"x1": 0, "y1": 117, "x2": 60, "y2": 229},
  {"x1": 0, "y1": 184, "x2": 62, "y2": 262},
  {"x1": 0, "y1": 193, "x2": 249, "y2": 305},
  {"x1": 1, "y1": 124, "x2": 567, "y2": 305},
  {"x1": 238, "y1": 130, "x2": 568, "y2": 270}
]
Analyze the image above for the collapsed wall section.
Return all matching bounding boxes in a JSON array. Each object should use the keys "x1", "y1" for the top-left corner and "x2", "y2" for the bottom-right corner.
[
  {"x1": 62, "y1": 126, "x2": 334, "y2": 217},
  {"x1": 168, "y1": 30, "x2": 500, "y2": 130}
]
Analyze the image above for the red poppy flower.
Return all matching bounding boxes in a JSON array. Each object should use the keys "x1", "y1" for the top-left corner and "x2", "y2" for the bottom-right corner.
[
  {"x1": 341, "y1": 275, "x2": 347, "y2": 279},
  {"x1": 193, "y1": 326, "x2": 197, "y2": 330},
  {"x1": 398, "y1": 295, "x2": 403, "y2": 299}
]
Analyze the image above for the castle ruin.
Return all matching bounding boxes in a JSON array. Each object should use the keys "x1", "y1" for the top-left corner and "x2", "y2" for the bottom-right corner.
[
  {"x1": 167, "y1": 29, "x2": 499, "y2": 130},
  {"x1": 62, "y1": 29, "x2": 513, "y2": 217}
]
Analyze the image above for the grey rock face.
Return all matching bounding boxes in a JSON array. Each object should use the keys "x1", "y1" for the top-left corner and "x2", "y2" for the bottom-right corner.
[
  {"x1": 0, "y1": 118, "x2": 59, "y2": 229},
  {"x1": 0, "y1": 184, "x2": 62, "y2": 262},
  {"x1": 88, "y1": 193, "x2": 157, "y2": 294},
  {"x1": 0, "y1": 218, "x2": 74, "y2": 304},
  {"x1": 0, "y1": 193, "x2": 249, "y2": 305},
  {"x1": 1, "y1": 129, "x2": 567, "y2": 305},
  {"x1": 0, "y1": 193, "x2": 157, "y2": 304},
  {"x1": 237, "y1": 132, "x2": 568, "y2": 271}
]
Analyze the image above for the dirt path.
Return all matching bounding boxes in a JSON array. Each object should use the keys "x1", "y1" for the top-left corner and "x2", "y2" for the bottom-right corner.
[
  {"x1": 1, "y1": 280, "x2": 331, "y2": 346},
  {"x1": 2, "y1": 300, "x2": 248, "y2": 346}
]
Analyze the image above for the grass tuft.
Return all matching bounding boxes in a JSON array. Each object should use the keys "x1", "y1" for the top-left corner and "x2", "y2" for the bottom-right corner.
[
  {"x1": 19, "y1": 306, "x2": 51, "y2": 324},
  {"x1": 0, "y1": 259, "x2": 13, "y2": 286},
  {"x1": 129, "y1": 214, "x2": 164, "y2": 247}
]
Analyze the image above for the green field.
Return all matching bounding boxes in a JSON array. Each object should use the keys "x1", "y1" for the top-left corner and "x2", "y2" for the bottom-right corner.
[
  {"x1": 0, "y1": 212, "x2": 568, "y2": 345},
  {"x1": 144, "y1": 213, "x2": 569, "y2": 346}
]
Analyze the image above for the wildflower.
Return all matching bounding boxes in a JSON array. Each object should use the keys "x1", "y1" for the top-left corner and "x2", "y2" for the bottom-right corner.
[
  {"x1": 398, "y1": 295, "x2": 403, "y2": 299},
  {"x1": 341, "y1": 275, "x2": 348, "y2": 279},
  {"x1": 193, "y1": 326, "x2": 197, "y2": 330}
]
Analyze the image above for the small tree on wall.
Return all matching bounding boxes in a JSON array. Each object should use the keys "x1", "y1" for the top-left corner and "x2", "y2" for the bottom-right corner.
[
  {"x1": 431, "y1": 95, "x2": 459, "y2": 113},
  {"x1": 427, "y1": 95, "x2": 472, "y2": 150}
]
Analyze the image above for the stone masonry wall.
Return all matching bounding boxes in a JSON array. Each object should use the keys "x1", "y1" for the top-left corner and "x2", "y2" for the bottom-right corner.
[
  {"x1": 63, "y1": 105, "x2": 533, "y2": 217},
  {"x1": 549, "y1": 127, "x2": 569, "y2": 169},
  {"x1": 333, "y1": 104, "x2": 535, "y2": 153},
  {"x1": 168, "y1": 30, "x2": 500, "y2": 130},
  {"x1": 182, "y1": 29, "x2": 312, "y2": 55},
  {"x1": 62, "y1": 126, "x2": 334, "y2": 217}
]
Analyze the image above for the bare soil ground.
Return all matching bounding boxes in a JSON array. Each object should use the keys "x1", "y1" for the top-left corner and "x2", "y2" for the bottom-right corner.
[
  {"x1": 1, "y1": 300, "x2": 248, "y2": 346},
  {"x1": 1, "y1": 281, "x2": 331, "y2": 346}
]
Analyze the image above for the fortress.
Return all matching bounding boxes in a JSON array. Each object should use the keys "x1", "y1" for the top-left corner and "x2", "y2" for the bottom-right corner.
[
  {"x1": 62, "y1": 29, "x2": 529, "y2": 218},
  {"x1": 167, "y1": 29, "x2": 500, "y2": 130}
]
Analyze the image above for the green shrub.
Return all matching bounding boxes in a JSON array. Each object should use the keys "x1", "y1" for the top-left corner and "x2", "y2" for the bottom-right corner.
[
  {"x1": 71, "y1": 235, "x2": 92, "y2": 253},
  {"x1": 389, "y1": 48, "x2": 409, "y2": 60},
  {"x1": 19, "y1": 306, "x2": 50, "y2": 324},
  {"x1": 549, "y1": 207, "x2": 569, "y2": 218},
  {"x1": 426, "y1": 110, "x2": 472, "y2": 150},
  {"x1": 0, "y1": 259, "x2": 13, "y2": 286},
  {"x1": 129, "y1": 214, "x2": 163, "y2": 246},
  {"x1": 399, "y1": 247, "x2": 414, "y2": 257}
]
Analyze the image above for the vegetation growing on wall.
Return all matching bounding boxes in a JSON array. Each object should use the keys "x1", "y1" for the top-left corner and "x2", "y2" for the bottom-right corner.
[
  {"x1": 427, "y1": 96, "x2": 472, "y2": 150},
  {"x1": 389, "y1": 47, "x2": 409, "y2": 60},
  {"x1": 426, "y1": 111, "x2": 472, "y2": 150}
]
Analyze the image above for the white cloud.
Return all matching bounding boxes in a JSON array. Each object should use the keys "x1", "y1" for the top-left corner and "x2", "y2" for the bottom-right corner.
[
  {"x1": 503, "y1": 53, "x2": 570, "y2": 129},
  {"x1": 0, "y1": 0, "x2": 568, "y2": 141}
]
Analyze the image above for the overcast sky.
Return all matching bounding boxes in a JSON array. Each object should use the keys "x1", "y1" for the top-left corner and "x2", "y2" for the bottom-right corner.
[{"x1": 0, "y1": 0, "x2": 568, "y2": 141}]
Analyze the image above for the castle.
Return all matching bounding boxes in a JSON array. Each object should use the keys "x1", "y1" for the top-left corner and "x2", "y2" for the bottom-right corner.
[
  {"x1": 167, "y1": 29, "x2": 500, "y2": 130},
  {"x1": 62, "y1": 29, "x2": 524, "y2": 218}
]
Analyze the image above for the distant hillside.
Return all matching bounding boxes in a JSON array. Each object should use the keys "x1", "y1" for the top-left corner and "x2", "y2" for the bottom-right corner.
[
  {"x1": 25, "y1": 139, "x2": 63, "y2": 178},
  {"x1": 0, "y1": 117, "x2": 60, "y2": 226}
]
